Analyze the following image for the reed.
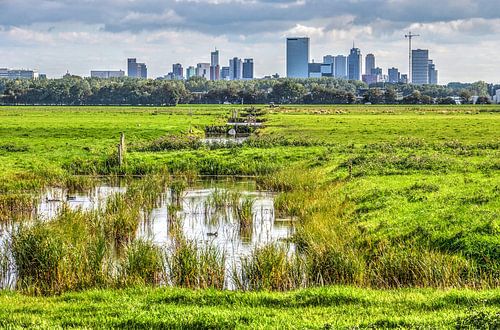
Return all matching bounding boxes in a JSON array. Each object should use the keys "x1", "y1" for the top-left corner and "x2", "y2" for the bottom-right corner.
[
  {"x1": 234, "y1": 244, "x2": 305, "y2": 291},
  {"x1": 120, "y1": 239, "x2": 165, "y2": 286},
  {"x1": 168, "y1": 236, "x2": 225, "y2": 289}
]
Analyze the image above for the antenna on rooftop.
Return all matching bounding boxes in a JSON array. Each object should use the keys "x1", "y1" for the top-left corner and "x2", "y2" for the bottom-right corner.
[{"x1": 405, "y1": 31, "x2": 420, "y2": 84}]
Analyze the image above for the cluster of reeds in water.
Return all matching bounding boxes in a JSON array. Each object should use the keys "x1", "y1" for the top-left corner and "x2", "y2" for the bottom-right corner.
[{"x1": 1, "y1": 169, "x2": 498, "y2": 295}]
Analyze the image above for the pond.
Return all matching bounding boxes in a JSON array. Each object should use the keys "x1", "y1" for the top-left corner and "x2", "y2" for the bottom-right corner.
[{"x1": 0, "y1": 179, "x2": 294, "y2": 290}]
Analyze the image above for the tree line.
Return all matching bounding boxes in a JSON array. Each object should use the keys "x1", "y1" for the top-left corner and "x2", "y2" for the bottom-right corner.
[{"x1": 0, "y1": 76, "x2": 494, "y2": 105}]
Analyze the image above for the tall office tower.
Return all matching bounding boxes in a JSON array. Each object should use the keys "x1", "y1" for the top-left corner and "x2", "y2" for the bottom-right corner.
[
  {"x1": 229, "y1": 57, "x2": 243, "y2": 80},
  {"x1": 210, "y1": 49, "x2": 220, "y2": 80},
  {"x1": 172, "y1": 63, "x2": 184, "y2": 80},
  {"x1": 137, "y1": 63, "x2": 147, "y2": 79},
  {"x1": 186, "y1": 66, "x2": 196, "y2": 79},
  {"x1": 365, "y1": 54, "x2": 375, "y2": 75},
  {"x1": 411, "y1": 49, "x2": 429, "y2": 85},
  {"x1": 348, "y1": 46, "x2": 362, "y2": 81},
  {"x1": 400, "y1": 74, "x2": 408, "y2": 84},
  {"x1": 127, "y1": 58, "x2": 137, "y2": 77},
  {"x1": 221, "y1": 66, "x2": 230, "y2": 80},
  {"x1": 128, "y1": 58, "x2": 147, "y2": 78},
  {"x1": 428, "y1": 60, "x2": 438, "y2": 85},
  {"x1": 242, "y1": 58, "x2": 254, "y2": 79},
  {"x1": 334, "y1": 55, "x2": 347, "y2": 78},
  {"x1": 196, "y1": 63, "x2": 210, "y2": 78},
  {"x1": 388, "y1": 68, "x2": 400, "y2": 83},
  {"x1": 323, "y1": 55, "x2": 335, "y2": 76},
  {"x1": 286, "y1": 37, "x2": 309, "y2": 78}
]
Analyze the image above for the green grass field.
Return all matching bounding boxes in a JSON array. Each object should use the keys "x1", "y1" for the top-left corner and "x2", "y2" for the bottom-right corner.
[{"x1": 0, "y1": 105, "x2": 499, "y2": 328}]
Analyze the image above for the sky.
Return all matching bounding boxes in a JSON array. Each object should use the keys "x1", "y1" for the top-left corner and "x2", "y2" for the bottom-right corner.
[{"x1": 0, "y1": 0, "x2": 499, "y2": 83}]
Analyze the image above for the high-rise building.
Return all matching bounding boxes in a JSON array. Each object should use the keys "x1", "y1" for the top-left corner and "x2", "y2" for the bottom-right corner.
[
  {"x1": 323, "y1": 55, "x2": 335, "y2": 76},
  {"x1": 388, "y1": 67, "x2": 400, "y2": 83},
  {"x1": 308, "y1": 63, "x2": 322, "y2": 78},
  {"x1": 186, "y1": 66, "x2": 196, "y2": 79},
  {"x1": 127, "y1": 58, "x2": 147, "y2": 78},
  {"x1": 400, "y1": 74, "x2": 408, "y2": 84},
  {"x1": 411, "y1": 49, "x2": 429, "y2": 85},
  {"x1": 334, "y1": 55, "x2": 347, "y2": 79},
  {"x1": 428, "y1": 60, "x2": 438, "y2": 85},
  {"x1": 371, "y1": 67, "x2": 382, "y2": 75},
  {"x1": 172, "y1": 63, "x2": 183, "y2": 80},
  {"x1": 91, "y1": 70, "x2": 125, "y2": 78},
  {"x1": 221, "y1": 66, "x2": 230, "y2": 80},
  {"x1": 229, "y1": 57, "x2": 242, "y2": 80},
  {"x1": 348, "y1": 46, "x2": 362, "y2": 81},
  {"x1": 210, "y1": 49, "x2": 220, "y2": 81},
  {"x1": 0, "y1": 68, "x2": 39, "y2": 79},
  {"x1": 242, "y1": 59, "x2": 254, "y2": 79},
  {"x1": 196, "y1": 63, "x2": 210, "y2": 78},
  {"x1": 127, "y1": 58, "x2": 137, "y2": 77},
  {"x1": 286, "y1": 37, "x2": 309, "y2": 78},
  {"x1": 365, "y1": 54, "x2": 375, "y2": 75}
]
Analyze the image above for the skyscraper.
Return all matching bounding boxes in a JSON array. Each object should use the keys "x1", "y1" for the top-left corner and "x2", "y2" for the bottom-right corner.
[
  {"x1": 323, "y1": 55, "x2": 335, "y2": 76},
  {"x1": 388, "y1": 67, "x2": 400, "y2": 83},
  {"x1": 127, "y1": 58, "x2": 137, "y2": 77},
  {"x1": 210, "y1": 49, "x2": 220, "y2": 81},
  {"x1": 127, "y1": 58, "x2": 147, "y2": 78},
  {"x1": 286, "y1": 37, "x2": 309, "y2": 78},
  {"x1": 196, "y1": 63, "x2": 210, "y2": 78},
  {"x1": 411, "y1": 49, "x2": 429, "y2": 85},
  {"x1": 348, "y1": 46, "x2": 362, "y2": 81},
  {"x1": 428, "y1": 60, "x2": 438, "y2": 85},
  {"x1": 365, "y1": 54, "x2": 375, "y2": 75},
  {"x1": 221, "y1": 66, "x2": 230, "y2": 80},
  {"x1": 334, "y1": 55, "x2": 347, "y2": 79},
  {"x1": 242, "y1": 59, "x2": 254, "y2": 79},
  {"x1": 229, "y1": 57, "x2": 242, "y2": 80},
  {"x1": 172, "y1": 63, "x2": 183, "y2": 80},
  {"x1": 186, "y1": 66, "x2": 196, "y2": 79}
]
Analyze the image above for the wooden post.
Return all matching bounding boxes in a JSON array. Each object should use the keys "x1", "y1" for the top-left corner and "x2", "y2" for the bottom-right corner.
[{"x1": 118, "y1": 132, "x2": 125, "y2": 167}]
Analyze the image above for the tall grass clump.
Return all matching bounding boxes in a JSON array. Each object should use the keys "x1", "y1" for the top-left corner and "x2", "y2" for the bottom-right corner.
[
  {"x1": 0, "y1": 194, "x2": 37, "y2": 222},
  {"x1": 168, "y1": 236, "x2": 225, "y2": 289},
  {"x1": 233, "y1": 244, "x2": 305, "y2": 291},
  {"x1": 120, "y1": 239, "x2": 165, "y2": 286},
  {"x1": 236, "y1": 197, "x2": 254, "y2": 239}
]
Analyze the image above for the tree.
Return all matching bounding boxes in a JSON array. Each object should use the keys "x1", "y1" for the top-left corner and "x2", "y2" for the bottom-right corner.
[{"x1": 459, "y1": 90, "x2": 472, "y2": 104}]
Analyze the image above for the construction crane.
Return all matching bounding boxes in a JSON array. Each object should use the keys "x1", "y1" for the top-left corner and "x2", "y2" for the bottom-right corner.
[{"x1": 405, "y1": 31, "x2": 420, "y2": 84}]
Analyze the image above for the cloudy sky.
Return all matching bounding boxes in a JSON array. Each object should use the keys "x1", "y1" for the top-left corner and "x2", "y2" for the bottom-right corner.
[{"x1": 0, "y1": 0, "x2": 499, "y2": 83}]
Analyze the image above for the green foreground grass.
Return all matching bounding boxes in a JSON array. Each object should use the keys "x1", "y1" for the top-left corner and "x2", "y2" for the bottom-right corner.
[{"x1": 0, "y1": 286, "x2": 499, "y2": 329}]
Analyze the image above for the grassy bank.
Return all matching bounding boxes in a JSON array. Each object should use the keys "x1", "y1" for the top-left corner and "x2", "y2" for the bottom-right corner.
[{"x1": 0, "y1": 286, "x2": 498, "y2": 329}]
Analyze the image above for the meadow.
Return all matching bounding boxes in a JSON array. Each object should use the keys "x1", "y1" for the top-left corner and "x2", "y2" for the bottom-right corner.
[{"x1": 0, "y1": 104, "x2": 499, "y2": 328}]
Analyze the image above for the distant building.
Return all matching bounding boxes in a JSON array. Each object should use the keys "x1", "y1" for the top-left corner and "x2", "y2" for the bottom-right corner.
[
  {"x1": 127, "y1": 58, "x2": 147, "y2": 78},
  {"x1": 172, "y1": 63, "x2": 184, "y2": 80},
  {"x1": 210, "y1": 49, "x2": 220, "y2": 81},
  {"x1": 388, "y1": 67, "x2": 400, "y2": 83},
  {"x1": 91, "y1": 70, "x2": 125, "y2": 79},
  {"x1": 322, "y1": 55, "x2": 335, "y2": 76},
  {"x1": 348, "y1": 47, "x2": 362, "y2": 81},
  {"x1": 196, "y1": 63, "x2": 210, "y2": 78},
  {"x1": 428, "y1": 60, "x2": 438, "y2": 85},
  {"x1": 229, "y1": 57, "x2": 242, "y2": 80},
  {"x1": 242, "y1": 58, "x2": 254, "y2": 79},
  {"x1": 400, "y1": 74, "x2": 408, "y2": 84},
  {"x1": 411, "y1": 49, "x2": 429, "y2": 85},
  {"x1": 308, "y1": 63, "x2": 322, "y2": 78},
  {"x1": 186, "y1": 66, "x2": 196, "y2": 79},
  {"x1": 334, "y1": 55, "x2": 347, "y2": 79},
  {"x1": 0, "y1": 68, "x2": 39, "y2": 80},
  {"x1": 286, "y1": 37, "x2": 309, "y2": 78},
  {"x1": 365, "y1": 54, "x2": 375, "y2": 75},
  {"x1": 221, "y1": 66, "x2": 230, "y2": 80},
  {"x1": 309, "y1": 62, "x2": 333, "y2": 78},
  {"x1": 494, "y1": 89, "x2": 500, "y2": 104}
]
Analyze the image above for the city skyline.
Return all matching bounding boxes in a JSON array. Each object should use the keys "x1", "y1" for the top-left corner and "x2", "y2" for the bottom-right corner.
[{"x1": 0, "y1": 1, "x2": 499, "y2": 83}]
